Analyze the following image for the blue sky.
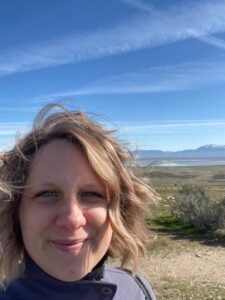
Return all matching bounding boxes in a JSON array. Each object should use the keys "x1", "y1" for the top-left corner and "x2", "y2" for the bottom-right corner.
[{"x1": 1, "y1": 0, "x2": 225, "y2": 151}]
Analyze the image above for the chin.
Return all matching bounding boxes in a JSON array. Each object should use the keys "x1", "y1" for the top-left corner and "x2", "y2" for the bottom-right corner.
[{"x1": 45, "y1": 256, "x2": 94, "y2": 282}]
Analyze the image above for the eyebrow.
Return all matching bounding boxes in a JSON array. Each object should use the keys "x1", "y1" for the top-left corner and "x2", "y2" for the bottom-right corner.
[
  {"x1": 23, "y1": 182, "x2": 57, "y2": 191},
  {"x1": 25, "y1": 182, "x2": 104, "y2": 191},
  {"x1": 81, "y1": 183, "x2": 104, "y2": 189}
]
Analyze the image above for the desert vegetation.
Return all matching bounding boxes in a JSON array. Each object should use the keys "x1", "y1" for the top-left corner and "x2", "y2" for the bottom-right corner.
[
  {"x1": 170, "y1": 184, "x2": 225, "y2": 231},
  {"x1": 132, "y1": 165, "x2": 225, "y2": 300}
]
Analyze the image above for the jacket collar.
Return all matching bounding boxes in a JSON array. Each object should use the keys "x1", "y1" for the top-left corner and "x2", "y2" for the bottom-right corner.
[
  {"x1": 6, "y1": 255, "x2": 117, "y2": 300},
  {"x1": 24, "y1": 254, "x2": 107, "y2": 282}
]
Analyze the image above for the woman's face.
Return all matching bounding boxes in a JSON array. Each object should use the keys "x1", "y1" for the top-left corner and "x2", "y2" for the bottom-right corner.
[{"x1": 20, "y1": 139, "x2": 113, "y2": 281}]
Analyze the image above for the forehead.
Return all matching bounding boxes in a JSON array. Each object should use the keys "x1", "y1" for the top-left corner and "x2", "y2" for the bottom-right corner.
[
  {"x1": 26, "y1": 139, "x2": 101, "y2": 185},
  {"x1": 32, "y1": 139, "x2": 81, "y2": 166}
]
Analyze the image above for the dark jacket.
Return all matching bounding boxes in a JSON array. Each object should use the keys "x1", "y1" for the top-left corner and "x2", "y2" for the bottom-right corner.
[{"x1": 0, "y1": 257, "x2": 156, "y2": 300}]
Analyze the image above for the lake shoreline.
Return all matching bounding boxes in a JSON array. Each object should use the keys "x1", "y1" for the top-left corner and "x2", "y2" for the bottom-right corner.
[{"x1": 134, "y1": 158, "x2": 225, "y2": 167}]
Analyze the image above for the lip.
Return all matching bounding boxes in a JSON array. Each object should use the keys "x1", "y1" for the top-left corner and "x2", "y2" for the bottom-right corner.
[{"x1": 51, "y1": 239, "x2": 88, "y2": 254}]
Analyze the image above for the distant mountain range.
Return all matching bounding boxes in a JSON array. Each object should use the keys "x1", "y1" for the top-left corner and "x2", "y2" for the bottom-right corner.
[{"x1": 133, "y1": 145, "x2": 225, "y2": 159}]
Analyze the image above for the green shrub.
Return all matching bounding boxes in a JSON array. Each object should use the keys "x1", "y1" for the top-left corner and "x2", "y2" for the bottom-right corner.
[
  {"x1": 214, "y1": 196, "x2": 225, "y2": 229},
  {"x1": 170, "y1": 184, "x2": 218, "y2": 231}
]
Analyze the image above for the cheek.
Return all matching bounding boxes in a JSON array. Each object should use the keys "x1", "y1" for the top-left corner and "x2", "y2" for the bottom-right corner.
[
  {"x1": 85, "y1": 207, "x2": 109, "y2": 228},
  {"x1": 19, "y1": 203, "x2": 53, "y2": 239},
  {"x1": 85, "y1": 207, "x2": 112, "y2": 243}
]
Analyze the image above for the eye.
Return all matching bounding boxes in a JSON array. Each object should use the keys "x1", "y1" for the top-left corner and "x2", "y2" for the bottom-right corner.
[
  {"x1": 80, "y1": 191, "x2": 104, "y2": 202},
  {"x1": 35, "y1": 190, "x2": 57, "y2": 198}
]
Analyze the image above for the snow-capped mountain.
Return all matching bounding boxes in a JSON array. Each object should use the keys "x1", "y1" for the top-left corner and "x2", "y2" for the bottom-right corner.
[{"x1": 133, "y1": 145, "x2": 225, "y2": 159}]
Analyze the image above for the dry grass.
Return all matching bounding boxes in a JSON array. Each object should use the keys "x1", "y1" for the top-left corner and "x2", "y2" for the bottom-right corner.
[
  {"x1": 140, "y1": 234, "x2": 225, "y2": 300},
  {"x1": 131, "y1": 165, "x2": 225, "y2": 299}
]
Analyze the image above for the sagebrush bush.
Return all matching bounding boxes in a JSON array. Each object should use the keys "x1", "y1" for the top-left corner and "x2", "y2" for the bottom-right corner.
[
  {"x1": 170, "y1": 184, "x2": 219, "y2": 231},
  {"x1": 214, "y1": 196, "x2": 225, "y2": 229}
]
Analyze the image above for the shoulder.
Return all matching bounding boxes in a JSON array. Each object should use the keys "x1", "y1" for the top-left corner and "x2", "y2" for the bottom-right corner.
[
  {"x1": 0, "y1": 288, "x2": 11, "y2": 300},
  {"x1": 103, "y1": 265, "x2": 157, "y2": 300},
  {"x1": 0, "y1": 281, "x2": 21, "y2": 300}
]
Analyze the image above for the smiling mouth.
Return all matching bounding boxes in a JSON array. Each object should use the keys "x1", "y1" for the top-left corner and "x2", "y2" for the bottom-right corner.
[{"x1": 51, "y1": 239, "x2": 88, "y2": 253}]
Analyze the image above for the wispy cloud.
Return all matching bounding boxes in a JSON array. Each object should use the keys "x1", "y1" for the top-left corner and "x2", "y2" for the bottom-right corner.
[
  {"x1": 0, "y1": 106, "x2": 41, "y2": 112},
  {"x1": 0, "y1": 122, "x2": 30, "y2": 136},
  {"x1": 0, "y1": 122, "x2": 31, "y2": 151},
  {"x1": 118, "y1": 120, "x2": 225, "y2": 150},
  {"x1": 1, "y1": 1, "x2": 225, "y2": 76},
  {"x1": 119, "y1": 0, "x2": 153, "y2": 12},
  {"x1": 119, "y1": 120, "x2": 225, "y2": 133},
  {"x1": 35, "y1": 60, "x2": 225, "y2": 99},
  {"x1": 0, "y1": 120, "x2": 225, "y2": 151},
  {"x1": 195, "y1": 34, "x2": 225, "y2": 50}
]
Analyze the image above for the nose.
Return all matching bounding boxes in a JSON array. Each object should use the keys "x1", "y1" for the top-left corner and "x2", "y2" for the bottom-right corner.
[{"x1": 55, "y1": 196, "x2": 86, "y2": 231}]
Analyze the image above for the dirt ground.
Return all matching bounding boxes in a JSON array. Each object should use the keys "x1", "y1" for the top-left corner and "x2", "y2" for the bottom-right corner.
[
  {"x1": 130, "y1": 166, "x2": 225, "y2": 298},
  {"x1": 141, "y1": 242, "x2": 225, "y2": 285},
  {"x1": 137, "y1": 232, "x2": 225, "y2": 299},
  {"x1": 109, "y1": 231, "x2": 225, "y2": 299}
]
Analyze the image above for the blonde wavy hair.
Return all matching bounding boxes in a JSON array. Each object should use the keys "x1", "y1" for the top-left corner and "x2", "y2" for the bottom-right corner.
[{"x1": 0, "y1": 103, "x2": 156, "y2": 285}]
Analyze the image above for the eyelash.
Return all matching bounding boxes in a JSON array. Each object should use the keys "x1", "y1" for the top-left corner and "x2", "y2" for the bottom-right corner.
[
  {"x1": 36, "y1": 191, "x2": 57, "y2": 198},
  {"x1": 81, "y1": 191, "x2": 102, "y2": 198},
  {"x1": 35, "y1": 191, "x2": 103, "y2": 200}
]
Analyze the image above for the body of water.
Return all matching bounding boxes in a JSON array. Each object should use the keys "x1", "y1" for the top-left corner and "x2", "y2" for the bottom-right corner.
[{"x1": 135, "y1": 159, "x2": 225, "y2": 167}]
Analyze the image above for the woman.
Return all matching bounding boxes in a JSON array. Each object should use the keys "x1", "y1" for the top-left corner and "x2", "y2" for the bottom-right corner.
[{"x1": 0, "y1": 103, "x2": 157, "y2": 300}]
